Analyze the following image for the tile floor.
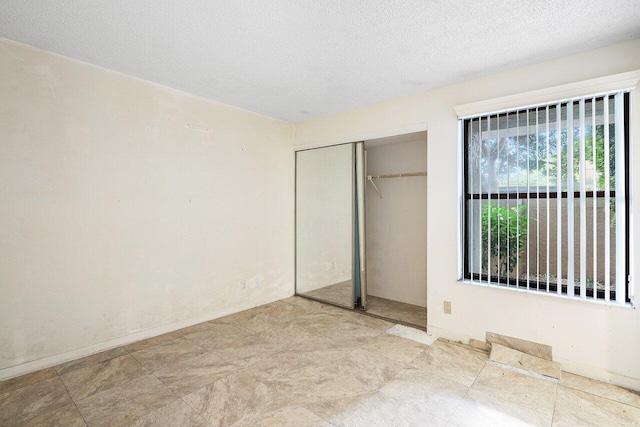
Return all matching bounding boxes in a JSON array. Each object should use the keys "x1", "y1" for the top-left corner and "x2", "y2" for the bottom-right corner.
[
  {"x1": 366, "y1": 295, "x2": 426, "y2": 328},
  {"x1": 299, "y1": 281, "x2": 427, "y2": 328},
  {"x1": 1, "y1": 296, "x2": 640, "y2": 426},
  {"x1": 299, "y1": 281, "x2": 354, "y2": 308}
]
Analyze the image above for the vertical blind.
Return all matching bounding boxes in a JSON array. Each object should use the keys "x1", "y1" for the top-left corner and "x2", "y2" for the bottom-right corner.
[{"x1": 463, "y1": 91, "x2": 630, "y2": 303}]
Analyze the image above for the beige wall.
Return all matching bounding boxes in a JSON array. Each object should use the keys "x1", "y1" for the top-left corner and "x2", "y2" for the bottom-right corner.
[
  {"x1": 295, "y1": 39, "x2": 640, "y2": 389},
  {"x1": 2, "y1": 34, "x2": 640, "y2": 389},
  {"x1": 0, "y1": 39, "x2": 294, "y2": 377},
  {"x1": 365, "y1": 138, "x2": 427, "y2": 307}
]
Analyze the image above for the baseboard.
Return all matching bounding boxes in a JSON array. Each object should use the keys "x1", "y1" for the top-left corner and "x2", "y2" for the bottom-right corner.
[
  {"x1": 427, "y1": 325, "x2": 640, "y2": 392},
  {"x1": 0, "y1": 289, "x2": 293, "y2": 382},
  {"x1": 486, "y1": 331, "x2": 553, "y2": 361},
  {"x1": 426, "y1": 325, "x2": 472, "y2": 344},
  {"x1": 557, "y1": 358, "x2": 640, "y2": 392}
]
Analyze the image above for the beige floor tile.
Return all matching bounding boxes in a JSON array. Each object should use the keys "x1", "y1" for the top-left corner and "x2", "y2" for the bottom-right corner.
[
  {"x1": 344, "y1": 311, "x2": 396, "y2": 331},
  {"x1": 182, "y1": 371, "x2": 276, "y2": 427},
  {"x1": 346, "y1": 348, "x2": 406, "y2": 391},
  {"x1": 75, "y1": 375, "x2": 176, "y2": 427},
  {"x1": 281, "y1": 295, "x2": 326, "y2": 312},
  {"x1": 0, "y1": 368, "x2": 58, "y2": 395},
  {"x1": 299, "y1": 281, "x2": 354, "y2": 308},
  {"x1": 242, "y1": 347, "x2": 332, "y2": 381},
  {"x1": 471, "y1": 363, "x2": 557, "y2": 417},
  {"x1": 129, "y1": 398, "x2": 209, "y2": 427},
  {"x1": 8, "y1": 297, "x2": 637, "y2": 427},
  {"x1": 217, "y1": 303, "x2": 302, "y2": 334},
  {"x1": 313, "y1": 348, "x2": 402, "y2": 400},
  {"x1": 181, "y1": 319, "x2": 248, "y2": 341},
  {"x1": 124, "y1": 330, "x2": 184, "y2": 353},
  {"x1": 314, "y1": 300, "x2": 359, "y2": 314},
  {"x1": 251, "y1": 300, "x2": 308, "y2": 321},
  {"x1": 21, "y1": 403, "x2": 87, "y2": 427},
  {"x1": 59, "y1": 354, "x2": 147, "y2": 400},
  {"x1": 183, "y1": 332, "x2": 249, "y2": 353},
  {"x1": 211, "y1": 344, "x2": 277, "y2": 370},
  {"x1": 486, "y1": 332, "x2": 552, "y2": 361},
  {"x1": 411, "y1": 340, "x2": 487, "y2": 387},
  {"x1": 380, "y1": 366, "x2": 468, "y2": 420},
  {"x1": 55, "y1": 347, "x2": 128, "y2": 376},
  {"x1": 0, "y1": 376, "x2": 73, "y2": 425},
  {"x1": 245, "y1": 348, "x2": 403, "y2": 409},
  {"x1": 153, "y1": 350, "x2": 238, "y2": 397},
  {"x1": 560, "y1": 371, "x2": 640, "y2": 409},
  {"x1": 298, "y1": 288, "x2": 425, "y2": 330},
  {"x1": 180, "y1": 320, "x2": 251, "y2": 350},
  {"x1": 178, "y1": 319, "x2": 228, "y2": 336},
  {"x1": 232, "y1": 406, "x2": 331, "y2": 427},
  {"x1": 304, "y1": 391, "x2": 378, "y2": 419},
  {"x1": 553, "y1": 385, "x2": 640, "y2": 427},
  {"x1": 302, "y1": 317, "x2": 382, "y2": 343},
  {"x1": 283, "y1": 335, "x2": 357, "y2": 359},
  {"x1": 363, "y1": 333, "x2": 427, "y2": 364},
  {"x1": 469, "y1": 339, "x2": 491, "y2": 353},
  {"x1": 307, "y1": 392, "x2": 448, "y2": 427},
  {"x1": 129, "y1": 337, "x2": 206, "y2": 372},
  {"x1": 212, "y1": 324, "x2": 312, "y2": 368},
  {"x1": 450, "y1": 388, "x2": 552, "y2": 427},
  {"x1": 366, "y1": 295, "x2": 427, "y2": 328},
  {"x1": 292, "y1": 311, "x2": 350, "y2": 335},
  {"x1": 490, "y1": 344, "x2": 561, "y2": 379},
  {"x1": 261, "y1": 343, "x2": 351, "y2": 371}
]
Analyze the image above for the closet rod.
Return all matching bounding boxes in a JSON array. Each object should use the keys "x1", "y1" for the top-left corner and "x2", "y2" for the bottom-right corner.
[
  {"x1": 366, "y1": 171, "x2": 427, "y2": 199},
  {"x1": 368, "y1": 171, "x2": 426, "y2": 180}
]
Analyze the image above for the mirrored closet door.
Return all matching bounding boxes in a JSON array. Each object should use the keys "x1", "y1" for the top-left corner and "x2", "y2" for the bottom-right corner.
[
  {"x1": 296, "y1": 142, "x2": 366, "y2": 308},
  {"x1": 296, "y1": 135, "x2": 427, "y2": 330}
]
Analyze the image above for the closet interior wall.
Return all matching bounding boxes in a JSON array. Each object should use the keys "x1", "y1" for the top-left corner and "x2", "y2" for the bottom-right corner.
[{"x1": 365, "y1": 133, "x2": 427, "y2": 308}]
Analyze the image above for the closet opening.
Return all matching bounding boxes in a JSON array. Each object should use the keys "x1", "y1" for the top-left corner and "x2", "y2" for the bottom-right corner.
[
  {"x1": 294, "y1": 131, "x2": 427, "y2": 329},
  {"x1": 362, "y1": 131, "x2": 427, "y2": 328}
]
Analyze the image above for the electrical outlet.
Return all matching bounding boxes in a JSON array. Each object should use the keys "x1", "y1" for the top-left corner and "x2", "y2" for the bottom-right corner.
[
  {"x1": 331, "y1": 259, "x2": 336, "y2": 270},
  {"x1": 240, "y1": 280, "x2": 247, "y2": 291},
  {"x1": 322, "y1": 262, "x2": 332, "y2": 271},
  {"x1": 444, "y1": 301, "x2": 452, "y2": 314}
]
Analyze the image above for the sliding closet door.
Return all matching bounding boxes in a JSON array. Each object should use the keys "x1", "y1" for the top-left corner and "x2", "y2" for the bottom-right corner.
[
  {"x1": 355, "y1": 142, "x2": 367, "y2": 309},
  {"x1": 296, "y1": 144, "x2": 355, "y2": 308}
]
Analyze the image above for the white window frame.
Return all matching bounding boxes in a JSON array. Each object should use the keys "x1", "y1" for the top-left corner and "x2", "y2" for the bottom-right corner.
[{"x1": 455, "y1": 71, "x2": 639, "y2": 306}]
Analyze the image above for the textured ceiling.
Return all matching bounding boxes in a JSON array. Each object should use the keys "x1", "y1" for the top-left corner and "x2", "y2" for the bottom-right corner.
[{"x1": 1, "y1": 1, "x2": 639, "y2": 122}]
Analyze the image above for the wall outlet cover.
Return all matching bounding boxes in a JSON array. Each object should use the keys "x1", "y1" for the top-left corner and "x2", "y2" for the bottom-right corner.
[{"x1": 444, "y1": 301, "x2": 452, "y2": 314}]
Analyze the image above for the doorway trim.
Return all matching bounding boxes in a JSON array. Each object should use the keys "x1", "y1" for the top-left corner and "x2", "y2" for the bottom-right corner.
[
  {"x1": 294, "y1": 123, "x2": 429, "y2": 329},
  {"x1": 294, "y1": 123, "x2": 428, "y2": 152}
]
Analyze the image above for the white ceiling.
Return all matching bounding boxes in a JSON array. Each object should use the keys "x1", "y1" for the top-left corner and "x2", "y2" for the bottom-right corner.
[{"x1": 1, "y1": 1, "x2": 639, "y2": 123}]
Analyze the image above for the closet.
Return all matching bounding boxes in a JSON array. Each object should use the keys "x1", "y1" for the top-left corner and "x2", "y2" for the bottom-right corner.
[
  {"x1": 295, "y1": 131, "x2": 427, "y2": 329},
  {"x1": 363, "y1": 132, "x2": 427, "y2": 327}
]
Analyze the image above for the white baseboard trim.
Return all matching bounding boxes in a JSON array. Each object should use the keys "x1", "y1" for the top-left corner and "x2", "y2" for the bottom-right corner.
[{"x1": 0, "y1": 289, "x2": 294, "y2": 382}]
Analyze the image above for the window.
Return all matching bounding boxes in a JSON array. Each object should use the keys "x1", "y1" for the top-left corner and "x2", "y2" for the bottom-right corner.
[{"x1": 461, "y1": 91, "x2": 631, "y2": 304}]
